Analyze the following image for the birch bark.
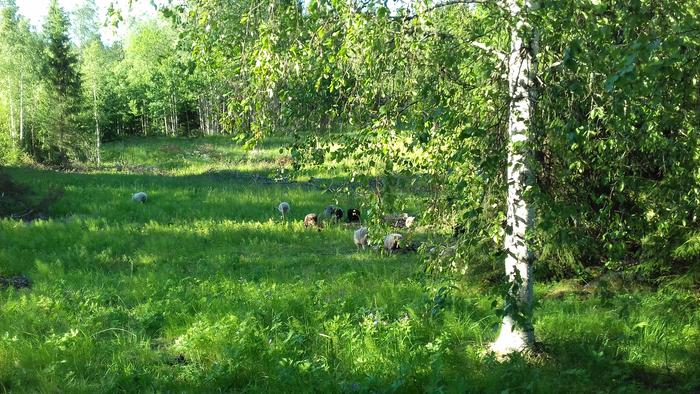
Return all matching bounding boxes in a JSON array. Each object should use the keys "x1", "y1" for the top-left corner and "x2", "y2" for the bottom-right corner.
[
  {"x1": 93, "y1": 83, "x2": 100, "y2": 164},
  {"x1": 490, "y1": 0, "x2": 539, "y2": 356}
]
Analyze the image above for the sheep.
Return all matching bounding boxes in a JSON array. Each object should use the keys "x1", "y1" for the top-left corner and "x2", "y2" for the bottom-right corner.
[
  {"x1": 335, "y1": 207, "x2": 344, "y2": 221},
  {"x1": 382, "y1": 213, "x2": 416, "y2": 229},
  {"x1": 322, "y1": 205, "x2": 335, "y2": 218},
  {"x1": 353, "y1": 227, "x2": 369, "y2": 249},
  {"x1": 347, "y1": 208, "x2": 361, "y2": 223},
  {"x1": 405, "y1": 215, "x2": 415, "y2": 228},
  {"x1": 384, "y1": 233, "x2": 403, "y2": 253},
  {"x1": 323, "y1": 205, "x2": 343, "y2": 223},
  {"x1": 132, "y1": 192, "x2": 147, "y2": 203},
  {"x1": 304, "y1": 213, "x2": 318, "y2": 227},
  {"x1": 304, "y1": 213, "x2": 323, "y2": 230},
  {"x1": 278, "y1": 201, "x2": 290, "y2": 219}
]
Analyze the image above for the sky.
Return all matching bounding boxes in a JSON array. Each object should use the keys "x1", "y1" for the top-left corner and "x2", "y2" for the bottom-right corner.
[{"x1": 16, "y1": 0, "x2": 158, "y2": 44}]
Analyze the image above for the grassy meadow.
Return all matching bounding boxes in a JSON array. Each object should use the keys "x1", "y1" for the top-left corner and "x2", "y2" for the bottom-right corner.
[{"x1": 1, "y1": 137, "x2": 699, "y2": 393}]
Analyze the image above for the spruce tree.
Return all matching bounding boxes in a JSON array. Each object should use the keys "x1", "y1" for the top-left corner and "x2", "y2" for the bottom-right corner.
[{"x1": 42, "y1": 0, "x2": 81, "y2": 162}]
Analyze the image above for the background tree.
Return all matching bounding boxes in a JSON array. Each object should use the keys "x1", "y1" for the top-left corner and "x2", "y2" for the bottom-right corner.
[
  {"x1": 40, "y1": 0, "x2": 84, "y2": 163},
  {"x1": 71, "y1": 0, "x2": 100, "y2": 48},
  {"x1": 0, "y1": 0, "x2": 44, "y2": 162},
  {"x1": 80, "y1": 38, "x2": 111, "y2": 164}
]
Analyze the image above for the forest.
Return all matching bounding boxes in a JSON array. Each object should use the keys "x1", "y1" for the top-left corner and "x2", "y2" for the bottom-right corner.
[{"x1": 0, "y1": 0, "x2": 699, "y2": 392}]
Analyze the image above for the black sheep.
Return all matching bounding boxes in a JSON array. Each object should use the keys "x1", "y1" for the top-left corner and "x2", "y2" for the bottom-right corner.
[
  {"x1": 334, "y1": 207, "x2": 344, "y2": 221},
  {"x1": 347, "y1": 208, "x2": 361, "y2": 223}
]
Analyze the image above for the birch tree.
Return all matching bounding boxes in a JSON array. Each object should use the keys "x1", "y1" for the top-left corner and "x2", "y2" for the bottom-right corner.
[
  {"x1": 1, "y1": 0, "x2": 42, "y2": 159},
  {"x1": 489, "y1": 0, "x2": 538, "y2": 356},
  {"x1": 81, "y1": 39, "x2": 110, "y2": 164}
]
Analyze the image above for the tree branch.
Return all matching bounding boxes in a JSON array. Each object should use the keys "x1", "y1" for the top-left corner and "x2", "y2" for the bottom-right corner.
[{"x1": 471, "y1": 41, "x2": 507, "y2": 61}]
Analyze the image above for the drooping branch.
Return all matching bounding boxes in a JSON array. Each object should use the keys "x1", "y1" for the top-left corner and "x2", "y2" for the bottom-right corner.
[{"x1": 471, "y1": 41, "x2": 507, "y2": 61}]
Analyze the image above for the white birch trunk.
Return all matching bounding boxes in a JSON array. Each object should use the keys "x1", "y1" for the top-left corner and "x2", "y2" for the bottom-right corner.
[
  {"x1": 8, "y1": 79, "x2": 16, "y2": 140},
  {"x1": 173, "y1": 94, "x2": 179, "y2": 134},
  {"x1": 198, "y1": 97, "x2": 204, "y2": 134},
  {"x1": 490, "y1": 0, "x2": 539, "y2": 356},
  {"x1": 19, "y1": 75, "x2": 24, "y2": 141},
  {"x1": 93, "y1": 83, "x2": 100, "y2": 164}
]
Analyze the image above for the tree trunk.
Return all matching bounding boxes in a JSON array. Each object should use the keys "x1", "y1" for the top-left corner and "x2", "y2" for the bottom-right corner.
[
  {"x1": 93, "y1": 83, "x2": 100, "y2": 164},
  {"x1": 490, "y1": 0, "x2": 538, "y2": 357},
  {"x1": 19, "y1": 76, "x2": 24, "y2": 141},
  {"x1": 142, "y1": 100, "x2": 148, "y2": 136},
  {"x1": 9, "y1": 80, "x2": 16, "y2": 140},
  {"x1": 30, "y1": 122, "x2": 35, "y2": 156},
  {"x1": 173, "y1": 94, "x2": 179, "y2": 134}
]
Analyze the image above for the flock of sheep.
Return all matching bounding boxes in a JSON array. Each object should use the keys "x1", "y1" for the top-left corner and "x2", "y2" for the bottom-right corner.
[
  {"x1": 278, "y1": 201, "x2": 410, "y2": 253},
  {"x1": 131, "y1": 191, "x2": 411, "y2": 253}
]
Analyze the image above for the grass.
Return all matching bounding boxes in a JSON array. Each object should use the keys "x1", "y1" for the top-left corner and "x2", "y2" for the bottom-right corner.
[{"x1": 1, "y1": 136, "x2": 699, "y2": 393}]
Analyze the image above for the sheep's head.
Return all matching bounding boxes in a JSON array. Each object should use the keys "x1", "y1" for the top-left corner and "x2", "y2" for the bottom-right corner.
[
  {"x1": 384, "y1": 233, "x2": 403, "y2": 251},
  {"x1": 304, "y1": 213, "x2": 317, "y2": 226},
  {"x1": 404, "y1": 216, "x2": 416, "y2": 228},
  {"x1": 347, "y1": 208, "x2": 361, "y2": 222}
]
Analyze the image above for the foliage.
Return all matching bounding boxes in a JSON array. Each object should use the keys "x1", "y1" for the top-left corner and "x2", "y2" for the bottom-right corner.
[
  {"x1": 0, "y1": 1, "x2": 227, "y2": 165},
  {"x1": 177, "y1": 0, "x2": 700, "y2": 282}
]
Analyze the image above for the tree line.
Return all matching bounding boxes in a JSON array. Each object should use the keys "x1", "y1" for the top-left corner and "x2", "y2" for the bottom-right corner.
[{"x1": 0, "y1": 0, "x2": 225, "y2": 165}]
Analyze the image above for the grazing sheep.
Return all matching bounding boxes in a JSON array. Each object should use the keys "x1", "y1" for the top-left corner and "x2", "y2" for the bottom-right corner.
[
  {"x1": 323, "y1": 205, "x2": 343, "y2": 222},
  {"x1": 132, "y1": 192, "x2": 147, "y2": 203},
  {"x1": 405, "y1": 215, "x2": 415, "y2": 228},
  {"x1": 304, "y1": 213, "x2": 318, "y2": 227},
  {"x1": 304, "y1": 213, "x2": 323, "y2": 230},
  {"x1": 353, "y1": 227, "x2": 369, "y2": 249},
  {"x1": 382, "y1": 213, "x2": 416, "y2": 228},
  {"x1": 334, "y1": 207, "x2": 344, "y2": 221},
  {"x1": 347, "y1": 208, "x2": 361, "y2": 223},
  {"x1": 384, "y1": 233, "x2": 403, "y2": 253},
  {"x1": 323, "y1": 205, "x2": 335, "y2": 218},
  {"x1": 278, "y1": 201, "x2": 290, "y2": 219}
]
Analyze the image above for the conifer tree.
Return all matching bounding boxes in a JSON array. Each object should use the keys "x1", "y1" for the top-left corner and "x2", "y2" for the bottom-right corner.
[{"x1": 42, "y1": 0, "x2": 82, "y2": 162}]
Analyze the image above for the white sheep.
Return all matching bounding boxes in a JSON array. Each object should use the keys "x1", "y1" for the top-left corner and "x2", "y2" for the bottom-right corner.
[
  {"x1": 384, "y1": 233, "x2": 403, "y2": 253},
  {"x1": 382, "y1": 213, "x2": 416, "y2": 228},
  {"x1": 353, "y1": 227, "x2": 369, "y2": 249},
  {"x1": 278, "y1": 201, "x2": 290, "y2": 219},
  {"x1": 304, "y1": 213, "x2": 323, "y2": 230},
  {"x1": 132, "y1": 192, "x2": 147, "y2": 203}
]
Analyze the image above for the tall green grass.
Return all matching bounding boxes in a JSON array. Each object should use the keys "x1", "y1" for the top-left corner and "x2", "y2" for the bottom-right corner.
[{"x1": 1, "y1": 137, "x2": 698, "y2": 392}]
